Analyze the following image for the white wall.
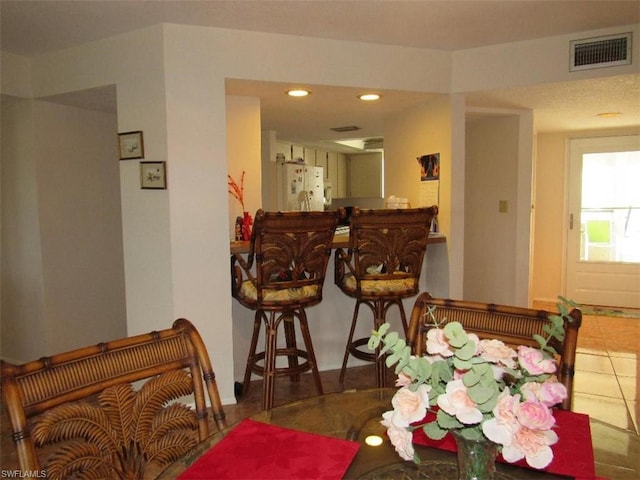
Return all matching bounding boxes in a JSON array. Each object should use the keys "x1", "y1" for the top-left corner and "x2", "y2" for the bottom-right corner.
[
  {"x1": 1, "y1": 98, "x2": 46, "y2": 362},
  {"x1": 464, "y1": 115, "x2": 520, "y2": 304},
  {"x1": 1, "y1": 98, "x2": 126, "y2": 361}
]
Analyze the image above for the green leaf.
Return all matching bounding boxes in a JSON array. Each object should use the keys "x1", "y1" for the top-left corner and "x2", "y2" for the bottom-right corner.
[
  {"x1": 477, "y1": 396, "x2": 497, "y2": 413},
  {"x1": 443, "y1": 322, "x2": 468, "y2": 348},
  {"x1": 462, "y1": 371, "x2": 481, "y2": 388},
  {"x1": 457, "y1": 426, "x2": 484, "y2": 441},
  {"x1": 532, "y1": 334, "x2": 546, "y2": 349},
  {"x1": 453, "y1": 356, "x2": 472, "y2": 370},
  {"x1": 423, "y1": 421, "x2": 448, "y2": 441},
  {"x1": 437, "y1": 409, "x2": 463, "y2": 429},
  {"x1": 378, "y1": 323, "x2": 391, "y2": 335},
  {"x1": 455, "y1": 341, "x2": 476, "y2": 361},
  {"x1": 468, "y1": 384, "x2": 496, "y2": 404}
]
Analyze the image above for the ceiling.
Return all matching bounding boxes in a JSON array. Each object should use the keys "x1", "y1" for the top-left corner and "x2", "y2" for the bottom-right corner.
[{"x1": 2, "y1": 1, "x2": 639, "y2": 148}]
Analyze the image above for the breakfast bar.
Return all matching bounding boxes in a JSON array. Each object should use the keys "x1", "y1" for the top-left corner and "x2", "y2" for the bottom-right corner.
[{"x1": 230, "y1": 233, "x2": 448, "y2": 385}]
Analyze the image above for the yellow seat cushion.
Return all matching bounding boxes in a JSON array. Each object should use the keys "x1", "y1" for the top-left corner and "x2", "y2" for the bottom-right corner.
[
  {"x1": 239, "y1": 280, "x2": 319, "y2": 303},
  {"x1": 341, "y1": 273, "x2": 416, "y2": 296}
]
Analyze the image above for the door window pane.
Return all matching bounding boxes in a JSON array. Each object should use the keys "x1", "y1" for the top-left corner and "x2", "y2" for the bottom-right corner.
[{"x1": 580, "y1": 150, "x2": 640, "y2": 262}]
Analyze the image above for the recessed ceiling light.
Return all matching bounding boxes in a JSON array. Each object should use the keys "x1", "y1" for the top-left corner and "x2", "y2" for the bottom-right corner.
[
  {"x1": 286, "y1": 89, "x2": 311, "y2": 97},
  {"x1": 359, "y1": 93, "x2": 380, "y2": 101},
  {"x1": 596, "y1": 112, "x2": 621, "y2": 118}
]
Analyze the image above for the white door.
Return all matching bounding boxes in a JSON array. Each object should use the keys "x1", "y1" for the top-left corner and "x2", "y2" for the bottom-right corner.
[{"x1": 566, "y1": 135, "x2": 640, "y2": 308}]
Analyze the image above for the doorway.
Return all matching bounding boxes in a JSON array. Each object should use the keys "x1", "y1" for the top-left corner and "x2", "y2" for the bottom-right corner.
[{"x1": 566, "y1": 135, "x2": 640, "y2": 308}]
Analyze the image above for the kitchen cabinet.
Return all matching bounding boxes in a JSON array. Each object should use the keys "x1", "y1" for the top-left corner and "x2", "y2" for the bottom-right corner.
[
  {"x1": 327, "y1": 151, "x2": 347, "y2": 198},
  {"x1": 303, "y1": 147, "x2": 316, "y2": 165},
  {"x1": 292, "y1": 144, "x2": 304, "y2": 161},
  {"x1": 348, "y1": 152, "x2": 382, "y2": 197},
  {"x1": 275, "y1": 141, "x2": 292, "y2": 162},
  {"x1": 315, "y1": 149, "x2": 328, "y2": 174}
]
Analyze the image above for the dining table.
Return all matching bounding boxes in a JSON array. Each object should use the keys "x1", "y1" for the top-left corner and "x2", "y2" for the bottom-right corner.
[{"x1": 157, "y1": 388, "x2": 639, "y2": 480}]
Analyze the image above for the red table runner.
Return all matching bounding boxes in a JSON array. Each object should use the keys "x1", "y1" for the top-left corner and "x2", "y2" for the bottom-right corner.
[
  {"x1": 413, "y1": 409, "x2": 600, "y2": 480},
  {"x1": 178, "y1": 418, "x2": 360, "y2": 479}
]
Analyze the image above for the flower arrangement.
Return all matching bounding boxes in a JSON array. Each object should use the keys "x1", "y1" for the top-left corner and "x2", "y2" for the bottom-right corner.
[
  {"x1": 228, "y1": 171, "x2": 253, "y2": 240},
  {"x1": 368, "y1": 303, "x2": 575, "y2": 470},
  {"x1": 228, "y1": 171, "x2": 246, "y2": 211}
]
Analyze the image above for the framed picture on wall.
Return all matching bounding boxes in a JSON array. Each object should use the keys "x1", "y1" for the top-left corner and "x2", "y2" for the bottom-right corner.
[
  {"x1": 118, "y1": 131, "x2": 144, "y2": 160},
  {"x1": 140, "y1": 161, "x2": 167, "y2": 189}
]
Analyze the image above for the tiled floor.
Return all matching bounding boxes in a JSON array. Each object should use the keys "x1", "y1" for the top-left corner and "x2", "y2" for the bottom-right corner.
[
  {"x1": 1, "y1": 305, "x2": 639, "y2": 474},
  {"x1": 532, "y1": 301, "x2": 639, "y2": 434}
]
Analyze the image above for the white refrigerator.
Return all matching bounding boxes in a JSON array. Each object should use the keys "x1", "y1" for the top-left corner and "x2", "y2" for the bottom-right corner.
[{"x1": 277, "y1": 163, "x2": 325, "y2": 211}]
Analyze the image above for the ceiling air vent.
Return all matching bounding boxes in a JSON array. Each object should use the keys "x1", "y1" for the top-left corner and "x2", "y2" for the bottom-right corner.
[
  {"x1": 330, "y1": 125, "x2": 361, "y2": 133},
  {"x1": 570, "y1": 33, "x2": 632, "y2": 71}
]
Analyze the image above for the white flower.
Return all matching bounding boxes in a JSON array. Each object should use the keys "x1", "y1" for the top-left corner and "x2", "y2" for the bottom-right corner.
[
  {"x1": 437, "y1": 379, "x2": 483, "y2": 425},
  {"x1": 381, "y1": 411, "x2": 415, "y2": 461},
  {"x1": 389, "y1": 384, "x2": 431, "y2": 427},
  {"x1": 501, "y1": 426, "x2": 559, "y2": 469},
  {"x1": 426, "y1": 328, "x2": 454, "y2": 357}
]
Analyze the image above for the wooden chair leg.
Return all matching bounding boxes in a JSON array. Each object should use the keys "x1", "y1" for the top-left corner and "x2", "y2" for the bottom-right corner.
[
  {"x1": 262, "y1": 311, "x2": 278, "y2": 410},
  {"x1": 339, "y1": 301, "x2": 362, "y2": 383},
  {"x1": 298, "y1": 310, "x2": 323, "y2": 396},
  {"x1": 242, "y1": 312, "x2": 263, "y2": 395},
  {"x1": 373, "y1": 300, "x2": 388, "y2": 388},
  {"x1": 283, "y1": 313, "x2": 301, "y2": 382}
]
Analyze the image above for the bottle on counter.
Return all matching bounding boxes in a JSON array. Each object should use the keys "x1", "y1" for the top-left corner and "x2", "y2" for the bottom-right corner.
[{"x1": 235, "y1": 216, "x2": 243, "y2": 241}]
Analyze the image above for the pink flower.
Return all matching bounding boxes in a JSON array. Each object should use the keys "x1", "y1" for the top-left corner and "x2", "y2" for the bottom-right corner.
[
  {"x1": 395, "y1": 371, "x2": 413, "y2": 387},
  {"x1": 426, "y1": 328, "x2": 454, "y2": 357},
  {"x1": 517, "y1": 400, "x2": 556, "y2": 431},
  {"x1": 390, "y1": 385, "x2": 431, "y2": 427},
  {"x1": 502, "y1": 425, "x2": 559, "y2": 469},
  {"x1": 517, "y1": 346, "x2": 557, "y2": 375},
  {"x1": 479, "y1": 339, "x2": 517, "y2": 369},
  {"x1": 437, "y1": 379, "x2": 482, "y2": 425},
  {"x1": 521, "y1": 380, "x2": 567, "y2": 407},
  {"x1": 482, "y1": 390, "x2": 520, "y2": 446},
  {"x1": 381, "y1": 411, "x2": 415, "y2": 461}
]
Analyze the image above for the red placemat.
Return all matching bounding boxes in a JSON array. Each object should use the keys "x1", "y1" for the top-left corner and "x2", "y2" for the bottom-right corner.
[
  {"x1": 413, "y1": 409, "x2": 600, "y2": 480},
  {"x1": 178, "y1": 418, "x2": 360, "y2": 479}
]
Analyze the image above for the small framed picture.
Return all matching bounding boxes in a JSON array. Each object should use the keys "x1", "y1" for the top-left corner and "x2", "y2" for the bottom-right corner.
[
  {"x1": 140, "y1": 161, "x2": 167, "y2": 189},
  {"x1": 118, "y1": 131, "x2": 144, "y2": 160}
]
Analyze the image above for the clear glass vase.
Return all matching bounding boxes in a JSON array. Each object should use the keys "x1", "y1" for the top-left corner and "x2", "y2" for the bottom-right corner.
[{"x1": 452, "y1": 431, "x2": 498, "y2": 480}]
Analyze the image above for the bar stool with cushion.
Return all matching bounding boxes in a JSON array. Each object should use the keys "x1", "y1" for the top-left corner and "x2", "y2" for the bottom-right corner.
[
  {"x1": 231, "y1": 208, "x2": 344, "y2": 410},
  {"x1": 334, "y1": 206, "x2": 438, "y2": 387}
]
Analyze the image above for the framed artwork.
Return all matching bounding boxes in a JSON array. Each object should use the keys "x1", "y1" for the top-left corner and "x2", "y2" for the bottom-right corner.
[
  {"x1": 118, "y1": 131, "x2": 144, "y2": 160},
  {"x1": 140, "y1": 161, "x2": 167, "y2": 189}
]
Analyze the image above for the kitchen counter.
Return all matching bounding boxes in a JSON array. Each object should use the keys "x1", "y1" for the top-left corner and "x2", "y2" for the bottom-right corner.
[{"x1": 230, "y1": 232, "x2": 446, "y2": 254}]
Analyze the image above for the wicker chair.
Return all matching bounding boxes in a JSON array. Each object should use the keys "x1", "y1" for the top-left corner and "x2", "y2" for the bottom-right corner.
[
  {"x1": 406, "y1": 293, "x2": 582, "y2": 410},
  {"x1": 1, "y1": 318, "x2": 226, "y2": 479},
  {"x1": 334, "y1": 206, "x2": 438, "y2": 387},
  {"x1": 231, "y1": 208, "x2": 344, "y2": 410}
]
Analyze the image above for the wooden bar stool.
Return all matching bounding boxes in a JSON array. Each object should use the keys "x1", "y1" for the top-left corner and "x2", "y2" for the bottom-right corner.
[
  {"x1": 231, "y1": 208, "x2": 344, "y2": 410},
  {"x1": 334, "y1": 206, "x2": 438, "y2": 387}
]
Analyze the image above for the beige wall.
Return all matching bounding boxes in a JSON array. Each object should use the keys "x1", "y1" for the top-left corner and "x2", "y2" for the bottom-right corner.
[
  {"x1": 465, "y1": 115, "x2": 520, "y2": 304},
  {"x1": 226, "y1": 96, "x2": 262, "y2": 236},
  {"x1": 1, "y1": 98, "x2": 126, "y2": 362},
  {"x1": 531, "y1": 126, "x2": 640, "y2": 304}
]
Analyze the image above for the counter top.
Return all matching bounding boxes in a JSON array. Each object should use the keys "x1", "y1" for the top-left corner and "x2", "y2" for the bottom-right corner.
[{"x1": 230, "y1": 233, "x2": 446, "y2": 254}]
